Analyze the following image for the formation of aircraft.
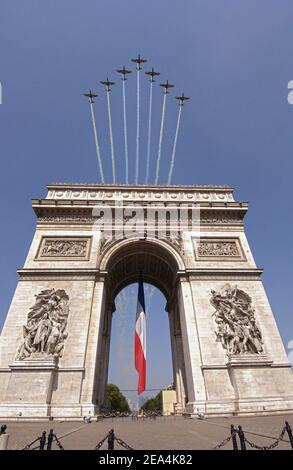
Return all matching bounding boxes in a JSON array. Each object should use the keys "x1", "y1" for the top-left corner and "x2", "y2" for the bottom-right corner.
[{"x1": 83, "y1": 56, "x2": 190, "y2": 101}]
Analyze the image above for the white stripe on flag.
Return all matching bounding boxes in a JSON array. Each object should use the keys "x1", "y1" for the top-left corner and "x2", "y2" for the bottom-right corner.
[{"x1": 136, "y1": 301, "x2": 146, "y2": 357}]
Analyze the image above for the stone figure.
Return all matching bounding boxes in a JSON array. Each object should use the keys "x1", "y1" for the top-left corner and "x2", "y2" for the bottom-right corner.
[
  {"x1": 33, "y1": 313, "x2": 52, "y2": 353},
  {"x1": 210, "y1": 283, "x2": 263, "y2": 355},
  {"x1": 16, "y1": 330, "x2": 36, "y2": 359},
  {"x1": 54, "y1": 331, "x2": 68, "y2": 357},
  {"x1": 16, "y1": 288, "x2": 70, "y2": 360},
  {"x1": 45, "y1": 321, "x2": 61, "y2": 355}
]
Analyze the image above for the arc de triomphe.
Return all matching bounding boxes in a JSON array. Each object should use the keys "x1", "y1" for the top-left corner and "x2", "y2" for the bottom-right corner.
[{"x1": 0, "y1": 183, "x2": 292, "y2": 419}]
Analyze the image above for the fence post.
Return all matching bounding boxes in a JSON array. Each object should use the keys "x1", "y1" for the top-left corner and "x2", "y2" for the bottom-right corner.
[
  {"x1": 39, "y1": 431, "x2": 46, "y2": 450},
  {"x1": 238, "y1": 426, "x2": 246, "y2": 450},
  {"x1": 108, "y1": 429, "x2": 115, "y2": 450},
  {"x1": 230, "y1": 425, "x2": 238, "y2": 450},
  {"x1": 47, "y1": 429, "x2": 54, "y2": 450},
  {"x1": 0, "y1": 425, "x2": 9, "y2": 451},
  {"x1": 285, "y1": 421, "x2": 293, "y2": 450}
]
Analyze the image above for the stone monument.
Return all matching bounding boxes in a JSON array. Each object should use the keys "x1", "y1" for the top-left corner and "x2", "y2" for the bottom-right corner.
[{"x1": 0, "y1": 183, "x2": 292, "y2": 419}]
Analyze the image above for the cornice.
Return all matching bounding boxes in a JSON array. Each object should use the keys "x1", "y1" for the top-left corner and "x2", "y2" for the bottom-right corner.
[
  {"x1": 17, "y1": 267, "x2": 263, "y2": 282},
  {"x1": 32, "y1": 201, "x2": 248, "y2": 225},
  {"x1": 32, "y1": 199, "x2": 247, "y2": 209},
  {"x1": 177, "y1": 268, "x2": 263, "y2": 281},
  {"x1": 47, "y1": 183, "x2": 234, "y2": 191}
]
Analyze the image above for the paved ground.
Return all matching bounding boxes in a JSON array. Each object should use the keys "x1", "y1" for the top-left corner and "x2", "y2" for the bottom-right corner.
[{"x1": 2, "y1": 413, "x2": 293, "y2": 450}]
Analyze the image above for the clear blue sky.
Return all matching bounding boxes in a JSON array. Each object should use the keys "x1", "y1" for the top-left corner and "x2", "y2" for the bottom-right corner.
[{"x1": 1, "y1": 1, "x2": 293, "y2": 401}]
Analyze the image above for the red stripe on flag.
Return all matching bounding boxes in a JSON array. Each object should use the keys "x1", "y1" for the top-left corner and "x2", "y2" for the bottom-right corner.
[{"x1": 135, "y1": 331, "x2": 146, "y2": 395}]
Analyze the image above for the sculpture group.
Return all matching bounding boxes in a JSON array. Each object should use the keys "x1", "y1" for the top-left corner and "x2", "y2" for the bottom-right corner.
[
  {"x1": 210, "y1": 283, "x2": 263, "y2": 355},
  {"x1": 16, "y1": 288, "x2": 70, "y2": 360}
]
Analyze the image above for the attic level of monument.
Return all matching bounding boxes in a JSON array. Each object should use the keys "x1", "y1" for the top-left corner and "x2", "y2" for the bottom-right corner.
[
  {"x1": 44, "y1": 183, "x2": 237, "y2": 202},
  {"x1": 32, "y1": 184, "x2": 248, "y2": 229}
]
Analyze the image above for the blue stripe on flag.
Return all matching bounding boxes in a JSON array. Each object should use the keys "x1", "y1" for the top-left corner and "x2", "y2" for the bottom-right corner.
[{"x1": 138, "y1": 273, "x2": 145, "y2": 312}]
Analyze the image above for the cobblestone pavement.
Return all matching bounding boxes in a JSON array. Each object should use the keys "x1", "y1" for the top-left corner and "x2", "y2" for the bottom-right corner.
[{"x1": 2, "y1": 413, "x2": 293, "y2": 450}]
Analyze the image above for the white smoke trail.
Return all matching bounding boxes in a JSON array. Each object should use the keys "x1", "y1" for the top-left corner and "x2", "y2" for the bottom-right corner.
[
  {"x1": 167, "y1": 105, "x2": 182, "y2": 185},
  {"x1": 89, "y1": 101, "x2": 105, "y2": 183},
  {"x1": 135, "y1": 68, "x2": 140, "y2": 184},
  {"x1": 106, "y1": 91, "x2": 116, "y2": 184},
  {"x1": 122, "y1": 80, "x2": 129, "y2": 184},
  {"x1": 145, "y1": 81, "x2": 153, "y2": 184},
  {"x1": 155, "y1": 92, "x2": 167, "y2": 185}
]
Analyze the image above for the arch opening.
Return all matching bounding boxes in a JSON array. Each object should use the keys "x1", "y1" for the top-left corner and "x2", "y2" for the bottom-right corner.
[
  {"x1": 108, "y1": 283, "x2": 173, "y2": 411},
  {"x1": 103, "y1": 239, "x2": 182, "y2": 302},
  {"x1": 92, "y1": 239, "x2": 188, "y2": 413}
]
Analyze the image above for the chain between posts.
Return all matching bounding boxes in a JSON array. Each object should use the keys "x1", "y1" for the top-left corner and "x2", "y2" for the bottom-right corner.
[
  {"x1": 212, "y1": 434, "x2": 232, "y2": 450},
  {"x1": 244, "y1": 426, "x2": 286, "y2": 450},
  {"x1": 115, "y1": 437, "x2": 134, "y2": 450},
  {"x1": 95, "y1": 434, "x2": 108, "y2": 450},
  {"x1": 54, "y1": 434, "x2": 65, "y2": 450},
  {"x1": 95, "y1": 428, "x2": 134, "y2": 450},
  {"x1": 213, "y1": 421, "x2": 293, "y2": 451}
]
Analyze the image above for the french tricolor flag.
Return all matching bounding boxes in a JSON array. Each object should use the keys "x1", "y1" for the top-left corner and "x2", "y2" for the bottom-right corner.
[{"x1": 134, "y1": 274, "x2": 146, "y2": 395}]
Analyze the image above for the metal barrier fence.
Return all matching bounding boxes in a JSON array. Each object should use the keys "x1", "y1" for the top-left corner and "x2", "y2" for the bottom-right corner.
[
  {"x1": 213, "y1": 421, "x2": 293, "y2": 450},
  {"x1": 1, "y1": 419, "x2": 293, "y2": 451}
]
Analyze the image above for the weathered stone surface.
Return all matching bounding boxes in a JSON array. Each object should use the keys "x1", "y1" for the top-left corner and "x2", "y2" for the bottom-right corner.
[{"x1": 0, "y1": 183, "x2": 292, "y2": 419}]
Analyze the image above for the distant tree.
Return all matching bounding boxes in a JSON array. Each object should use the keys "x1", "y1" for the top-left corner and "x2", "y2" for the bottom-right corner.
[
  {"x1": 106, "y1": 384, "x2": 130, "y2": 412},
  {"x1": 141, "y1": 391, "x2": 162, "y2": 412}
]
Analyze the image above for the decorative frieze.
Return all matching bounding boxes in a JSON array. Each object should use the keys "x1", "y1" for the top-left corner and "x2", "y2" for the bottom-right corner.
[
  {"x1": 38, "y1": 216, "x2": 94, "y2": 224},
  {"x1": 37, "y1": 237, "x2": 91, "y2": 259},
  {"x1": 46, "y1": 186, "x2": 235, "y2": 203},
  {"x1": 37, "y1": 213, "x2": 243, "y2": 226},
  {"x1": 200, "y1": 216, "x2": 242, "y2": 225}
]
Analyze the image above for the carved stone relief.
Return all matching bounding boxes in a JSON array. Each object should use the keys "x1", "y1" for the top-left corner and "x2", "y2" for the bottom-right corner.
[
  {"x1": 198, "y1": 241, "x2": 239, "y2": 257},
  {"x1": 210, "y1": 283, "x2": 263, "y2": 355},
  {"x1": 194, "y1": 238, "x2": 244, "y2": 260},
  {"x1": 16, "y1": 289, "x2": 70, "y2": 360},
  {"x1": 38, "y1": 237, "x2": 90, "y2": 259}
]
